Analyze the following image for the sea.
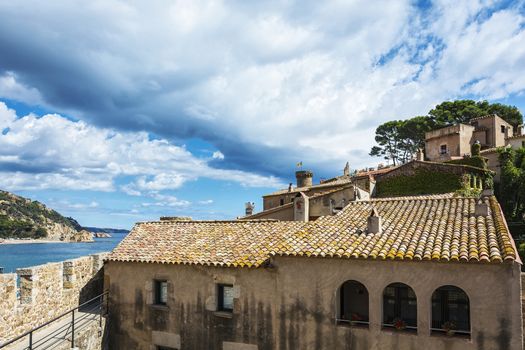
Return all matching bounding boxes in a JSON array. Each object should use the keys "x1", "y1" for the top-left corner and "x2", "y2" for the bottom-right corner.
[{"x1": 0, "y1": 231, "x2": 128, "y2": 273}]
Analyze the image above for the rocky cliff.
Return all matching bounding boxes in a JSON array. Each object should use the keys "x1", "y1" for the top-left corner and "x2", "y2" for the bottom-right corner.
[{"x1": 0, "y1": 190, "x2": 92, "y2": 242}]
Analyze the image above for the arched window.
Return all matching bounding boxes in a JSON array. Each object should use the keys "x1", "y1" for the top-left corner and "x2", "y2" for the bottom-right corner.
[
  {"x1": 431, "y1": 286, "x2": 470, "y2": 335},
  {"x1": 338, "y1": 280, "x2": 369, "y2": 326},
  {"x1": 382, "y1": 283, "x2": 417, "y2": 330}
]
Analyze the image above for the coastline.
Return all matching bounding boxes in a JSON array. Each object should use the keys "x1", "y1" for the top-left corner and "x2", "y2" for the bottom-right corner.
[{"x1": 0, "y1": 239, "x2": 77, "y2": 245}]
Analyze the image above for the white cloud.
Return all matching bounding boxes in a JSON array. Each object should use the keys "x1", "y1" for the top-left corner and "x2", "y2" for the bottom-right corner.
[
  {"x1": 212, "y1": 151, "x2": 224, "y2": 160},
  {"x1": 0, "y1": 102, "x2": 285, "y2": 192},
  {"x1": 0, "y1": 1, "x2": 523, "y2": 175},
  {"x1": 198, "y1": 199, "x2": 213, "y2": 205},
  {"x1": 0, "y1": 72, "x2": 44, "y2": 106}
]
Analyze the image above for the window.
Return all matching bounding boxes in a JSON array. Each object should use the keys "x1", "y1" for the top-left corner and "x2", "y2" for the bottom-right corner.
[
  {"x1": 501, "y1": 125, "x2": 506, "y2": 133},
  {"x1": 157, "y1": 347, "x2": 177, "y2": 350},
  {"x1": 382, "y1": 283, "x2": 417, "y2": 330},
  {"x1": 154, "y1": 280, "x2": 168, "y2": 305},
  {"x1": 279, "y1": 198, "x2": 284, "y2": 206},
  {"x1": 431, "y1": 286, "x2": 470, "y2": 336},
  {"x1": 338, "y1": 280, "x2": 369, "y2": 326},
  {"x1": 440, "y1": 144, "x2": 447, "y2": 155},
  {"x1": 217, "y1": 284, "x2": 234, "y2": 312}
]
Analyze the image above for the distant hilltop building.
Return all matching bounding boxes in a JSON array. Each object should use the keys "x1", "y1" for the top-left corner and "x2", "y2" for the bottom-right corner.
[
  {"x1": 424, "y1": 114, "x2": 525, "y2": 181},
  {"x1": 244, "y1": 165, "x2": 375, "y2": 222}
]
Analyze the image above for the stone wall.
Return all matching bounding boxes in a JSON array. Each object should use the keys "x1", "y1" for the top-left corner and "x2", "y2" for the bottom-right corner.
[{"x1": 0, "y1": 252, "x2": 108, "y2": 343}]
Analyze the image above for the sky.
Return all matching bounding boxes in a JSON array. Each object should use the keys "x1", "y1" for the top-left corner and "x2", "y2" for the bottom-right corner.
[{"x1": 0, "y1": 0, "x2": 525, "y2": 229}]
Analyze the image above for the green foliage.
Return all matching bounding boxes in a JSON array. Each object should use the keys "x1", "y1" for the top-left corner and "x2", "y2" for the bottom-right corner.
[
  {"x1": 429, "y1": 100, "x2": 523, "y2": 128},
  {"x1": 471, "y1": 142, "x2": 481, "y2": 157},
  {"x1": 376, "y1": 170, "x2": 465, "y2": 197},
  {"x1": 445, "y1": 156, "x2": 487, "y2": 169},
  {"x1": 0, "y1": 189, "x2": 77, "y2": 239},
  {"x1": 369, "y1": 117, "x2": 434, "y2": 165},
  {"x1": 497, "y1": 147, "x2": 525, "y2": 227},
  {"x1": 0, "y1": 215, "x2": 40, "y2": 239},
  {"x1": 518, "y1": 242, "x2": 525, "y2": 265}
]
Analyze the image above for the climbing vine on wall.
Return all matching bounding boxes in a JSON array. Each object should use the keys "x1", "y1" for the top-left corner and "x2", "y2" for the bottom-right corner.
[{"x1": 376, "y1": 169, "x2": 467, "y2": 197}]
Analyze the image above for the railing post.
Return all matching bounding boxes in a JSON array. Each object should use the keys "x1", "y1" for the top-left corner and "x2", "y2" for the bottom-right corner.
[
  {"x1": 28, "y1": 331, "x2": 32, "y2": 350},
  {"x1": 99, "y1": 293, "x2": 102, "y2": 329},
  {"x1": 71, "y1": 309, "x2": 75, "y2": 348}
]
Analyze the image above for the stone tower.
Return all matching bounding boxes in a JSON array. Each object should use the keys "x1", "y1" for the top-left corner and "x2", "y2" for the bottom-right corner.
[{"x1": 295, "y1": 170, "x2": 313, "y2": 188}]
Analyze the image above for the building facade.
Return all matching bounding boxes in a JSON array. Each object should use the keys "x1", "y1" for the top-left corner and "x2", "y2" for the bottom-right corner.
[
  {"x1": 425, "y1": 114, "x2": 514, "y2": 162},
  {"x1": 105, "y1": 195, "x2": 523, "y2": 350}
]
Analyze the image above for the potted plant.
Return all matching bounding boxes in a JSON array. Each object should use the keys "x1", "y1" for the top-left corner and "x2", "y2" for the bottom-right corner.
[
  {"x1": 442, "y1": 321, "x2": 457, "y2": 336},
  {"x1": 350, "y1": 313, "x2": 363, "y2": 326},
  {"x1": 393, "y1": 318, "x2": 406, "y2": 331}
]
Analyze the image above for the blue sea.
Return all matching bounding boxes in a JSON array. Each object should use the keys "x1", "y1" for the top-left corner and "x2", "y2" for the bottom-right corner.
[{"x1": 0, "y1": 232, "x2": 128, "y2": 273}]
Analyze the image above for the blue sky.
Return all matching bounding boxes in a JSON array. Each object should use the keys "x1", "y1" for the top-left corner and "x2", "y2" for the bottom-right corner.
[{"x1": 0, "y1": 0, "x2": 524, "y2": 228}]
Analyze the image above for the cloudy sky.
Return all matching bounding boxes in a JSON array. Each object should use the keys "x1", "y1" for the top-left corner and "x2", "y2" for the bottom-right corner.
[{"x1": 0, "y1": 0, "x2": 524, "y2": 228}]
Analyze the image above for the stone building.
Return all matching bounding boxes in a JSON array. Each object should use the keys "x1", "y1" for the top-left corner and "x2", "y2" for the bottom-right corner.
[
  {"x1": 425, "y1": 114, "x2": 513, "y2": 162},
  {"x1": 104, "y1": 194, "x2": 522, "y2": 350},
  {"x1": 248, "y1": 166, "x2": 396, "y2": 222}
]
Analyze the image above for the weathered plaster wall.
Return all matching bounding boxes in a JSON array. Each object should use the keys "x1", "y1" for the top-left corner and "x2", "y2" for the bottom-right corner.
[
  {"x1": 476, "y1": 116, "x2": 513, "y2": 148},
  {"x1": 425, "y1": 124, "x2": 475, "y2": 161},
  {"x1": 105, "y1": 257, "x2": 522, "y2": 350},
  {"x1": 508, "y1": 136, "x2": 525, "y2": 150},
  {"x1": 0, "y1": 253, "x2": 107, "y2": 343},
  {"x1": 263, "y1": 185, "x2": 354, "y2": 211}
]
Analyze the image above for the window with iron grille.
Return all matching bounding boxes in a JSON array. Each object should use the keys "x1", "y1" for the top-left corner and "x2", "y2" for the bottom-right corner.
[
  {"x1": 431, "y1": 286, "x2": 470, "y2": 335},
  {"x1": 382, "y1": 283, "x2": 417, "y2": 329},
  {"x1": 338, "y1": 280, "x2": 369, "y2": 326}
]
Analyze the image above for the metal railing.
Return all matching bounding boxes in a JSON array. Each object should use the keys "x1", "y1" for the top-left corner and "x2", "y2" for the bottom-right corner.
[{"x1": 0, "y1": 291, "x2": 108, "y2": 350}]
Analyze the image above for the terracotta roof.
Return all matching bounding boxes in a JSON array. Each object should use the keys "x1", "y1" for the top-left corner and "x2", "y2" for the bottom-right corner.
[
  {"x1": 264, "y1": 177, "x2": 353, "y2": 196},
  {"x1": 354, "y1": 166, "x2": 396, "y2": 177},
  {"x1": 106, "y1": 195, "x2": 517, "y2": 267}
]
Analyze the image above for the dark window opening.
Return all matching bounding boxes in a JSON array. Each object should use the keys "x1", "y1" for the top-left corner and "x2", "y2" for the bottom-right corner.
[
  {"x1": 279, "y1": 198, "x2": 284, "y2": 206},
  {"x1": 338, "y1": 280, "x2": 369, "y2": 327},
  {"x1": 501, "y1": 125, "x2": 506, "y2": 133},
  {"x1": 157, "y1": 346, "x2": 178, "y2": 350},
  {"x1": 522, "y1": 141, "x2": 525, "y2": 148},
  {"x1": 382, "y1": 283, "x2": 417, "y2": 330},
  {"x1": 218, "y1": 284, "x2": 234, "y2": 312},
  {"x1": 154, "y1": 280, "x2": 168, "y2": 305},
  {"x1": 431, "y1": 286, "x2": 470, "y2": 336},
  {"x1": 440, "y1": 144, "x2": 447, "y2": 155}
]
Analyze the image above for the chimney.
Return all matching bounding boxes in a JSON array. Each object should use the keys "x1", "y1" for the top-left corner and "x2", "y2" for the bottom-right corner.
[
  {"x1": 293, "y1": 193, "x2": 309, "y2": 222},
  {"x1": 367, "y1": 208, "x2": 382, "y2": 234},
  {"x1": 288, "y1": 183, "x2": 293, "y2": 192},
  {"x1": 475, "y1": 199, "x2": 489, "y2": 217},
  {"x1": 245, "y1": 202, "x2": 255, "y2": 216},
  {"x1": 295, "y1": 170, "x2": 313, "y2": 188}
]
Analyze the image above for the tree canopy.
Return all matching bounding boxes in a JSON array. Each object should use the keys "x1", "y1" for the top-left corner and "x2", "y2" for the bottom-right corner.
[
  {"x1": 429, "y1": 100, "x2": 523, "y2": 127},
  {"x1": 498, "y1": 147, "x2": 525, "y2": 223},
  {"x1": 370, "y1": 100, "x2": 523, "y2": 165}
]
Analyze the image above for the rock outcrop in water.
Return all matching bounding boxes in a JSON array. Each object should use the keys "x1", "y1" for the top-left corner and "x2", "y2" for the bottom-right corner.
[{"x1": 0, "y1": 189, "x2": 91, "y2": 242}]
